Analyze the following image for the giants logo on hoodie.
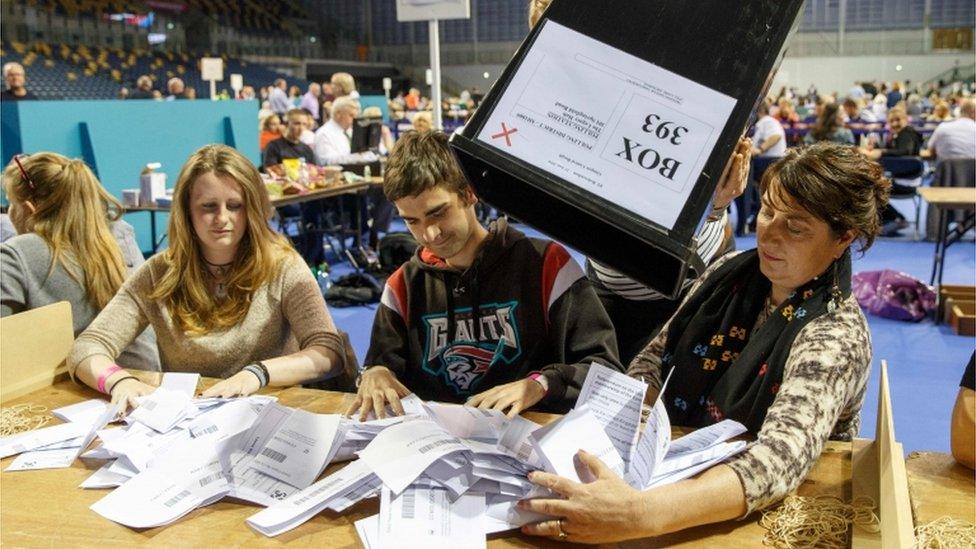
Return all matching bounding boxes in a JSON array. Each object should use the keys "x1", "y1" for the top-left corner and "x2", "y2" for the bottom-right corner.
[{"x1": 420, "y1": 302, "x2": 523, "y2": 394}]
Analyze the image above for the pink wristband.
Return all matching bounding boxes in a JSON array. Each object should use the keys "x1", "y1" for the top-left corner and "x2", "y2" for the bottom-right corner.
[{"x1": 97, "y1": 365, "x2": 123, "y2": 394}]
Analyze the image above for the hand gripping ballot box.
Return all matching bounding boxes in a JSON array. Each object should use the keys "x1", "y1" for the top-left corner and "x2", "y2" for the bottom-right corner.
[{"x1": 449, "y1": 0, "x2": 804, "y2": 299}]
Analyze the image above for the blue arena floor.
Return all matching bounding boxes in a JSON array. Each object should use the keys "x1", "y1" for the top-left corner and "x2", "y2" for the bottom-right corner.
[{"x1": 325, "y1": 220, "x2": 975, "y2": 455}]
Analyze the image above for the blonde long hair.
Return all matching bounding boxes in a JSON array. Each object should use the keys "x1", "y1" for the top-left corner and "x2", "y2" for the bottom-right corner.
[
  {"x1": 3, "y1": 153, "x2": 127, "y2": 309},
  {"x1": 150, "y1": 144, "x2": 295, "y2": 335}
]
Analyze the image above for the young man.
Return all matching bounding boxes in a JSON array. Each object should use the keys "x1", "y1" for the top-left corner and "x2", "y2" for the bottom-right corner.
[{"x1": 346, "y1": 131, "x2": 621, "y2": 419}]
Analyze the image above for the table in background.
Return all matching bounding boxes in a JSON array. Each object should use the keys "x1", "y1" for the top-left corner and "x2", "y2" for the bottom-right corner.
[
  {"x1": 916, "y1": 187, "x2": 976, "y2": 319},
  {"x1": 125, "y1": 179, "x2": 376, "y2": 254},
  {"x1": 0, "y1": 380, "x2": 920, "y2": 548}
]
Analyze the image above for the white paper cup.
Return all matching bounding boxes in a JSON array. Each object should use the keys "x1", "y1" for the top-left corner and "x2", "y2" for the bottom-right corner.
[{"x1": 122, "y1": 189, "x2": 141, "y2": 207}]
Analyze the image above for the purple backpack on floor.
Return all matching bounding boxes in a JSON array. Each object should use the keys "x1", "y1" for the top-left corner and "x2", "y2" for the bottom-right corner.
[{"x1": 852, "y1": 270, "x2": 936, "y2": 322}]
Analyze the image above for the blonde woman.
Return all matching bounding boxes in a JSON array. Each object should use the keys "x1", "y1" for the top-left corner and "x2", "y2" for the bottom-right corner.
[
  {"x1": 1, "y1": 153, "x2": 158, "y2": 370},
  {"x1": 69, "y1": 145, "x2": 347, "y2": 409}
]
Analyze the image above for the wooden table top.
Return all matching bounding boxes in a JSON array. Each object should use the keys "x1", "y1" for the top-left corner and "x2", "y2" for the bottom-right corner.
[
  {"x1": 905, "y1": 451, "x2": 975, "y2": 527},
  {"x1": 917, "y1": 186, "x2": 976, "y2": 209},
  {"x1": 0, "y1": 379, "x2": 904, "y2": 548}
]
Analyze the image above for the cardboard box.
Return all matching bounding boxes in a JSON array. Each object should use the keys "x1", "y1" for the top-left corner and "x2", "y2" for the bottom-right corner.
[{"x1": 950, "y1": 301, "x2": 976, "y2": 336}]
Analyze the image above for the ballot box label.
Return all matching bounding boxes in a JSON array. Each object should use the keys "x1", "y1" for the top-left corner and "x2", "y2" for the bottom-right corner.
[{"x1": 477, "y1": 20, "x2": 736, "y2": 230}]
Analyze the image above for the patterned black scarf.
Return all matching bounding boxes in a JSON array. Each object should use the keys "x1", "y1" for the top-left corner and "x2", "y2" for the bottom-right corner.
[{"x1": 660, "y1": 248, "x2": 852, "y2": 433}]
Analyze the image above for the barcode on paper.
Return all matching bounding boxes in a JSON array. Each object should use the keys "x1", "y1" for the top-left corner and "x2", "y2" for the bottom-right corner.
[
  {"x1": 260, "y1": 447, "x2": 288, "y2": 463},
  {"x1": 417, "y1": 439, "x2": 454, "y2": 454},
  {"x1": 163, "y1": 489, "x2": 192, "y2": 508},
  {"x1": 198, "y1": 472, "x2": 224, "y2": 487},
  {"x1": 141, "y1": 400, "x2": 158, "y2": 411},
  {"x1": 400, "y1": 490, "x2": 417, "y2": 519},
  {"x1": 194, "y1": 425, "x2": 219, "y2": 437}
]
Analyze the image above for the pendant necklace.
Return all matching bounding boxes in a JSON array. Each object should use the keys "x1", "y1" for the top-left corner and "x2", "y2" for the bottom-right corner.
[{"x1": 204, "y1": 259, "x2": 233, "y2": 299}]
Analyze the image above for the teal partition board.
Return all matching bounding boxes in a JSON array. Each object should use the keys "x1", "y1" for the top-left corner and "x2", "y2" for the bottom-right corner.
[{"x1": 1, "y1": 99, "x2": 260, "y2": 252}]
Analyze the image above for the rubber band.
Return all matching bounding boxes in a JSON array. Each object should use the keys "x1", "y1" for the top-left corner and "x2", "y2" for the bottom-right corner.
[
  {"x1": 0, "y1": 403, "x2": 51, "y2": 437},
  {"x1": 914, "y1": 516, "x2": 975, "y2": 548},
  {"x1": 759, "y1": 495, "x2": 880, "y2": 548}
]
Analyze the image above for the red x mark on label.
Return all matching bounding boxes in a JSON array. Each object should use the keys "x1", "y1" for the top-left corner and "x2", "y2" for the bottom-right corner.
[{"x1": 490, "y1": 122, "x2": 518, "y2": 146}]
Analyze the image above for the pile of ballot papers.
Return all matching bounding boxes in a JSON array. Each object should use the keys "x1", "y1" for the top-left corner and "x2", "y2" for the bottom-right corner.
[{"x1": 0, "y1": 365, "x2": 748, "y2": 547}]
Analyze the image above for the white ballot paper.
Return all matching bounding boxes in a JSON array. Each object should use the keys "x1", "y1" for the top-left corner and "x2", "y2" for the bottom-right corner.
[
  {"x1": 530, "y1": 405, "x2": 625, "y2": 482},
  {"x1": 424, "y1": 402, "x2": 508, "y2": 442},
  {"x1": 628, "y1": 396, "x2": 671, "y2": 489},
  {"x1": 52, "y1": 399, "x2": 108, "y2": 424},
  {"x1": 497, "y1": 415, "x2": 543, "y2": 468},
  {"x1": 0, "y1": 421, "x2": 91, "y2": 458},
  {"x1": 246, "y1": 459, "x2": 376, "y2": 537},
  {"x1": 378, "y1": 486, "x2": 486, "y2": 549},
  {"x1": 160, "y1": 372, "x2": 200, "y2": 397},
  {"x1": 249, "y1": 410, "x2": 342, "y2": 488},
  {"x1": 477, "y1": 20, "x2": 737, "y2": 230},
  {"x1": 80, "y1": 462, "x2": 131, "y2": 489},
  {"x1": 90, "y1": 436, "x2": 231, "y2": 528},
  {"x1": 355, "y1": 514, "x2": 381, "y2": 549},
  {"x1": 357, "y1": 419, "x2": 469, "y2": 495},
  {"x1": 128, "y1": 388, "x2": 197, "y2": 433},
  {"x1": 576, "y1": 363, "x2": 647, "y2": 470},
  {"x1": 15, "y1": 401, "x2": 127, "y2": 471}
]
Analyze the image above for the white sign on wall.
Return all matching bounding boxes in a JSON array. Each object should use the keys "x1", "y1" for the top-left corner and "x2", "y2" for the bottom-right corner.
[
  {"x1": 477, "y1": 21, "x2": 736, "y2": 230},
  {"x1": 396, "y1": 0, "x2": 470, "y2": 22}
]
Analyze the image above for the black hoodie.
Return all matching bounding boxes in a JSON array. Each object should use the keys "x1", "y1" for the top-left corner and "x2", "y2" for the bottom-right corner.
[{"x1": 364, "y1": 218, "x2": 622, "y2": 412}]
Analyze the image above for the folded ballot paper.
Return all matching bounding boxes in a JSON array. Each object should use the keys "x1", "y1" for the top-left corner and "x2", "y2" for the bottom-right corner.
[{"x1": 2, "y1": 369, "x2": 747, "y2": 540}]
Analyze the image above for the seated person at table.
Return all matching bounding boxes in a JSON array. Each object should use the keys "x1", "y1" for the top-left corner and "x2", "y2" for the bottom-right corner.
[
  {"x1": 1, "y1": 153, "x2": 158, "y2": 370},
  {"x1": 345, "y1": 131, "x2": 621, "y2": 420},
  {"x1": 751, "y1": 100, "x2": 786, "y2": 158},
  {"x1": 259, "y1": 114, "x2": 282, "y2": 152},
  {"x1": 313, "y1": 96, "x2": 376, "y2": 165},
  {"x1": 262, "y1": 108, "x2": 316, "y2": 168},
  {"x1": 860, "y1": 106, "x2": 922, "y2": 236},
  {"x1": 803, "y1": 102, "x2": 854, "y2": 145},
  {"x1": 520, "y1": 143, "x2": 884, "y2": 543},
  {"x1": 951, "y1": 352, "x2": 975, "y2": 470},
  {"x1": 68, "y1": 145, "x2": 347, "y2": 409},
  {"x1": 926, "y1": 99, "x2": 976, "y2": 160}
]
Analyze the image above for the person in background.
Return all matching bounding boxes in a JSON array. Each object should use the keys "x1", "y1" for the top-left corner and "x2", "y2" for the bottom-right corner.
[
  {"x1": 362, "y1": 105, "x2": 395, "y2": 153},
  {"x1": 331, "y1": 72, "x2": 359, "y2": 100},
  {"x1": 288, "y1": 85, "x2": 302, "y2": 108},
  {"x1": 166, "y1": 77, "x2": 186, "y2": 101},
  {"x1": 263, "y1": 109, "x2": 316, "y2": 168},
  {"x1": 886, "y1": 82, "x2": 903, "y2": 109},
  {"x1": 129, "y1": 75, "x2": 154, "y2": 99},
  {"x1": 926, "y1": 99, "x2": 976, "y2": 160},
  {"x1": 269, "y1": 78, "x2": 291, "y2": 116},
  {"x1": 298, "y1": 108, "x2": 317, "y2": 147},
  {"x1": 184, "y1": 87, "x2": 197, "y2": 100},
  {"x1": 301, "y1": 83, "x2": 321, "y2": 124},
  {"x1": 753, "y1": 99, "x2": 787, "y2": 158},
  {"x1": 842, "y1": 98, "x2": 870, "y2": 127},
  {"x1": 774, "y1": 97, "x2": 799, "y2": 127},
  {"x1": 861, "y1": 107, "x2": 922, "y2": 236},
  {"x1": 313, "y1": 96, "x2": 375, "y2": 165},
  {"x1": 411, "y1": 111, "x2": 433, "y2": 133},
  {"x1": 928, "y1": 100, "x2": 954, "y2": 122},
  {"x1": 1, "y1": 153, "x2": 158, "y2": 370},
  {"x1": 405, "y1": 88, "x2": 421, "y2": 111},
  {"x1": 69, "y1": 145, "x2": 347, "y2": 410},
  {"x1": 521, "y1": 143, "x2": 885, "y2": 544},
  {"x1": 951, "y1": 353, "x2": 975, "y2": 470},
  {"x1": 239, "y1": 85, "x2": 256, "y2": 101},
  {"x1": 1, "y1": 62, "x2": 36, "y2": 101},
  {"x1": 803, "y1": 102, "x2": 855, "y2": 146},
  {"x1": 869, "y1": 93, "x2": 888, "y2": 121},
  {"x1": 259, "y1": 114, "x2": 282, "y2": 152}
]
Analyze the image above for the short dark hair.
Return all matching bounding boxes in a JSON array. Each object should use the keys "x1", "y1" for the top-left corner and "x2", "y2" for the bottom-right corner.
[
  {"x1": 383, "y1": 131, "x2": 469, "y2": 202},
  {"x1": 760, "y1": 142, "x2": 890, "y2": 253}
]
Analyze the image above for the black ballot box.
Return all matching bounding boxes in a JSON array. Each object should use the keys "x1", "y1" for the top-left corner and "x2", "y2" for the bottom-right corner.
[{"x1": 449, "y1": 0, "x2": 804, "y2": 299}]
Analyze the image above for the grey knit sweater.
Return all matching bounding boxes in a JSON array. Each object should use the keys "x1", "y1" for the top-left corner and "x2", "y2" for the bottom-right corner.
[{"x1": 0, "y1": 221, "x2": 160, "y2": 371}]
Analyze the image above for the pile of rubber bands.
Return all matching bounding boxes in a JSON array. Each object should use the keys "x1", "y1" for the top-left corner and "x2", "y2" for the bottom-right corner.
[
  {"x1": 759, "y1": 495, "x2": 880, "y2": 548},
  {"x1": 0, "y1": 403, "x2": 51, "y2": 437}
]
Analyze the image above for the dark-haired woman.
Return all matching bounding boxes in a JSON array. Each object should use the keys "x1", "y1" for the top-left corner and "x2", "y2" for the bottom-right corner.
[
  {"x1": 803, "y1": 102, "x2": 855, "y2": 146},
  {"x1": 519, "y1": 142, "x2": 888, "y2": 544}
]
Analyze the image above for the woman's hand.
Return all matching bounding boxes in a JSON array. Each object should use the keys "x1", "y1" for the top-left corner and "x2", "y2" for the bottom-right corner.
[
  {"x1": 109, "y1": 378, "x2": 156, "y2": 414},
  {"x1": 520, "y1": 450, "x2": 653, "y2": 544},
  {"x1": 344, "y1": 366, "x2": 412, "y2": 421},
  {"x1": 202, "y1": 370, "x2": 262, "y2": 398},
  {"x1": 713, "y1": 136, "x2": 753, "y2": 211},
  {"x1": 467, "y1": 378, "x2": 546, "y2": 418}
]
